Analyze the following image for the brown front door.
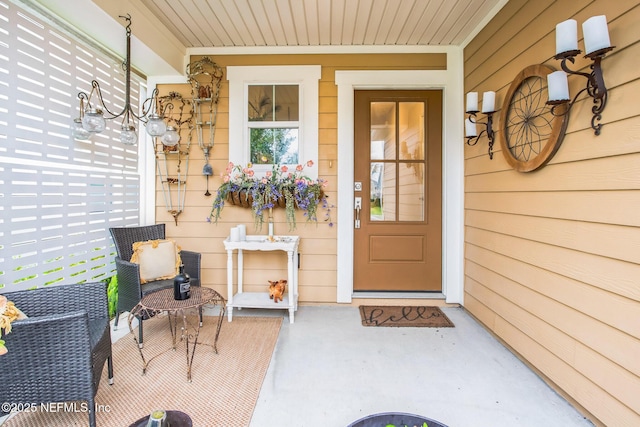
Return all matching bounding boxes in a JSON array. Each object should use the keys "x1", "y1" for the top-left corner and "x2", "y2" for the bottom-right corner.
[{"x1": 353, "y1": 90, "x2": 442, "y2": 292}]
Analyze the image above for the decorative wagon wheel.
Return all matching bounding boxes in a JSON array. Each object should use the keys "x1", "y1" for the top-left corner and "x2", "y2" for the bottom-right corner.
[{"x1": 499, "y1": 64, "x2": 569, "y2": 172}]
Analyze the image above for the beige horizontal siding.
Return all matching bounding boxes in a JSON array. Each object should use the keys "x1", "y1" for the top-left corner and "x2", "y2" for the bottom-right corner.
[{"x1": 464, "y1": 1, "x2": 640, "y2": 425}]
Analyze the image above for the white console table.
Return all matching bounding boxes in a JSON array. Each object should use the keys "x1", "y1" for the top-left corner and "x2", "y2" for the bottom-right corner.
[{"x1": 223, "y1": 235, "x2": 300, "y2": 323}]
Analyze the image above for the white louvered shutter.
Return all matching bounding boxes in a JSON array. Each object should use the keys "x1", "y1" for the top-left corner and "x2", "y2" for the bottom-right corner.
[{"x1": 0, "y1": 1, "x2": 144, "y2": 290}]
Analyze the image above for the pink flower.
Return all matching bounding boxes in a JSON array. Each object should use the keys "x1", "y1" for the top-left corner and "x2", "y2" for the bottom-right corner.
[
  {"x1": 266, "y1": 171, "x2": 272, "y2": 178},
  {"x1": 247, "y1": 170, "x2": 254, "y2": 177},
  {"x1": 306, "y1": 160, "x2": 314, "y2": 167},
  {"x1": 261, "y1": 177, "x2": 268, "y2": 184},
  {"x1": 296, "y1": 164, "x2": 303, "y2": 172},
  {"x1": 223, "y1": 175, "x2": 230, "y2": 183},
  {"x1": 281, "y1": 165, "x2": 288, "y2": 173}
]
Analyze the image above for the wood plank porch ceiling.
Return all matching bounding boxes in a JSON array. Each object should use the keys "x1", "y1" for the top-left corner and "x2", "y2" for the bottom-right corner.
[{"x1": 139, "y1": 0, "x2": 503, "y2": 48}]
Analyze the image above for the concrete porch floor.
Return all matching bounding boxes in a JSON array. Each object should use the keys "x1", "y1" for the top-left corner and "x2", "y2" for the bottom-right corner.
[
  {"x1": 241, "y1": 305, "x2": 594, "y2": 427},
  {"x1": 3, "y1": 305, "x2": 594, "y2": 426}
]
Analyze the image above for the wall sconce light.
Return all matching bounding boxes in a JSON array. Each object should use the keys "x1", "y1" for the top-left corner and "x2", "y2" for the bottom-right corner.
[
  {"x1": 465, "y1": 91, "x2": 496, "y2": 159},
  {"x1": 72, "y1": 14, "x2": 169, "y2": 145},
  {"x1": 547, "y1": 15, "x2": 615, "y2": 135}
]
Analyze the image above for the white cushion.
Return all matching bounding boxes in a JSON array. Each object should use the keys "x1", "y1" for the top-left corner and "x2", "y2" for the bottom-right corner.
[{"x1": 130, "y1": 239, "x2": 181, "y2": 284}]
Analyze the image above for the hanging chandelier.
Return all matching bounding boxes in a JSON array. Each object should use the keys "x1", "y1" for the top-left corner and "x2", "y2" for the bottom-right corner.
[{"x1": 71, "y1": 14, "x2": 176, "y2": 145}]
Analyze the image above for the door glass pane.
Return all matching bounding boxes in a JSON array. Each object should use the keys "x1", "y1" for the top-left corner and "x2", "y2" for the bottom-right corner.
[
  {"x1": 399, "y1": 163, "x2": 424, "y2": 221},
  {"x1": 399, "y1": 102, "x2": 425, "y2": 161},
  {"x1": 371, "y1": 162, "x2": 396, "y2": 221},
  {"x1": 370, "y1": 102, "x2": 396, "y2": 160},
  {"x1": 398, "y1": 101, "x2": 425, "y2": 221}
]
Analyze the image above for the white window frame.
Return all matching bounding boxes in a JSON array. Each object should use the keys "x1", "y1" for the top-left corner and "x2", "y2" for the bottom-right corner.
[{"x1": 227, "y1": 65, "x2": 321, "y2": 179}]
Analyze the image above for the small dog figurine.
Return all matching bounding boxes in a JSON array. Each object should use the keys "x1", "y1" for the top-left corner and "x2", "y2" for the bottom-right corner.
[{"x1": 268, "y1": 279, "x2": 287, "y2": 303}]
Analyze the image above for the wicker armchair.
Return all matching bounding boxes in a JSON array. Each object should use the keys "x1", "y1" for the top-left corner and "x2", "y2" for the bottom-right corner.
[
  {"x1": 0, "y1": 281, "x2": 113, "y2": 427},
  {"x1": 109, "y1": 224, "x2": 201, "y2": 345}
]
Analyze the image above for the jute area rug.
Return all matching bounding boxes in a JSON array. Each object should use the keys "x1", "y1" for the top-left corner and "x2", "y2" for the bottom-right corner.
[
  {"x1": 359, "y1": 305, "x2": 454, "y2": 328},
  {"x1": 5, "y1": 315, "x2": 282, "y2": 427}
]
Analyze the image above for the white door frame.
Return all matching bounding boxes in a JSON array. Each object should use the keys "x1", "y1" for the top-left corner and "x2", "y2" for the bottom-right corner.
[{"x1": 335, "y1": 48, "x2": 465, "y2": 304}]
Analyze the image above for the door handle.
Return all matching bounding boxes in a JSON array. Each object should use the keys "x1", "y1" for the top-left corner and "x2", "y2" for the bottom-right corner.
[{"x1": 354, "y1": 197, "x2": 362, "y2": 229}]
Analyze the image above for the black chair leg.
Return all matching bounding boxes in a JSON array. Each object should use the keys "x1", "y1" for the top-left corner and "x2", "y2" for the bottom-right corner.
[
  {"x1": 88, "y1": 397, "x2": 96, "y2": 427},
  {"x1": 107, "y1": 355, "x2": 114, "y2": 385},
  {"x1": 113, "y1": 311, "x2": 120, "y2": 329},
  {"x1": 199, "y1": 307, "x2": 203, "y2": 326},
  {"x1": 138, "y1": 317, "x2": 144, "y2": 348}
]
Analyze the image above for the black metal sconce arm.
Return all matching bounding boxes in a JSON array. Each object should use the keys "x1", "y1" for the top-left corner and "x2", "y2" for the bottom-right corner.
[
  {"x1": 549, "y1": 47, "x2": 614, "y2": 136},
  {"x1": 465, "y1": 111, "x2": 496, "y2": 159}
]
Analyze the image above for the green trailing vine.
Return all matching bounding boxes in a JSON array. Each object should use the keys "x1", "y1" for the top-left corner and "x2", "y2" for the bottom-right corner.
[{"x1": 107, "y1": 275, "x2": 118, "y2": 320}]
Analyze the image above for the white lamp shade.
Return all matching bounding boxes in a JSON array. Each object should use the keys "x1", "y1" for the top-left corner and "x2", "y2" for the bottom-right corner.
[
  {"x1": 71, "y1": 118, "x2": 92, "y2": 140},
  {"x1": 481, "y1": 91, "x2": 496, "y2": 113},
  {"x1": 120, "y1": 125, "x2": 138, "y2": 145},
  {"x1": 161, "y1": 126, "x2": 180, "y2": 146},
  {"x1": 466, "y1": 92, "x2": 478, "y2": 112},
  {"x1": 465, "y1": 118, "x2": 478, "y2": 137},
  {"x1": 146, "y1": 115, "x2": 167, "y2": 137},
  {"x1": 583, "y1": 15, "x2": 611, "y2": 55},
  {"x1": 547, "y1": 71, "x2": 570, "y2": 102},
  {"x1": 82, "y1": 108, "x2": 106, "y2": 133},
  {"x1": 555, "y1": 19, "x2": 578, "y2": 55}
]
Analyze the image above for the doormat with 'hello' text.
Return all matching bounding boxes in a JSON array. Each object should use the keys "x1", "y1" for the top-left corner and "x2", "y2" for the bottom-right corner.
[{"x1": 359, "y1": 305, "x2": 454, "y2": 328}]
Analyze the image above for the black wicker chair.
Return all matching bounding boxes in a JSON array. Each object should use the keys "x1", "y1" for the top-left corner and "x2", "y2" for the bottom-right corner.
[
  {"x1": 0, "y1": 281, "x2": 113, "y2": 427},
  {"x1": 109, "y1": 224, "x2": 201, "y2": 345}
]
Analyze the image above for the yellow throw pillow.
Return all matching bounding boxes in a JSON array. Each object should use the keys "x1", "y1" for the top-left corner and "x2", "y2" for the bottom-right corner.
[
  {"x1": 0, "y1": 295, "x2": 27, "y2": 334},
  {"x1": 130, "y1": 239, "x2": 182, "y2": 284}
]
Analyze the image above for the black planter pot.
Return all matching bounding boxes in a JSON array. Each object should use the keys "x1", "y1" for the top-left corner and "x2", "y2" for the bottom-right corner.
[{"x1": 347, "y1": 412, "x2": 448, "y2": 427}]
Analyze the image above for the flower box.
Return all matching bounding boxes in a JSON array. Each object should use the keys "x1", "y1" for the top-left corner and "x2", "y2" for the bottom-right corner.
[{"x1": 210, "y1": 161, "x2": 332, "y2": 230}]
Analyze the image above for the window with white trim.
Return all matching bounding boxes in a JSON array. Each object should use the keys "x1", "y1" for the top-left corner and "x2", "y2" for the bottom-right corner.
[
  {"x1": 0, "y1": 1, "x2": 144, "y2": 290},
  {"x1": 227, "y1": 65, "x2": 321, "y2": 178}
]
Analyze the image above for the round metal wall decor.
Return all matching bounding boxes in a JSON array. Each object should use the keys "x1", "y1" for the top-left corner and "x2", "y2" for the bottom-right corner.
[{"x1": 499, "y1": 64, "x2": 569, "y2": 172}]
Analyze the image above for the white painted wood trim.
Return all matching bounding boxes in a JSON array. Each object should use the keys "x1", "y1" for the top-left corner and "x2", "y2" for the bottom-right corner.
[
  {"x1": 226, "y1": 65, "x2": 321, "y2": 179},
  {"x1": 335, "y1": 48, "x2": 464, "y2": 304}
]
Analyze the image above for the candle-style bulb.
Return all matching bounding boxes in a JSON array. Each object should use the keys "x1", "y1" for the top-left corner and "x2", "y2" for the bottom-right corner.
[
  {"x1": 555, "y1": 19, "x2": 578, "y2": 55},
  {"x1": 482, "y1": 91, "x2": 496, "y2": 113},
  {"x1": 466, "y1": 92, "x2": 478, "y2": 113},
  {"x1": 465, "y1": 117, "x2": 478, "y2": 138},
  {"x1": 547, "y1": 71, "x2": 570, "y2": 102},
  {"x1": 583, "y1": 15, "x2": 611, "y2": 55}
]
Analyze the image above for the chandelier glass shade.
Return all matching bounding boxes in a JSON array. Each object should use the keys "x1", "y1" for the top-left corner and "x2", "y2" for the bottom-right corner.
[
  {"x1": 81, "y1": 107, "x2": 106, "y2": 133},
  {"x1": 71, "y1": 117, "x2": 92, "y2": 140},
  {"x1": 160, "y1": 126, "x2": 180, "y2": 146},
  {"x1": 146, "y1": 113, "x2": 167, "y2": 137},
  {"x1": 120, "y1": 124, "x2": 138, "y2": 145}
]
